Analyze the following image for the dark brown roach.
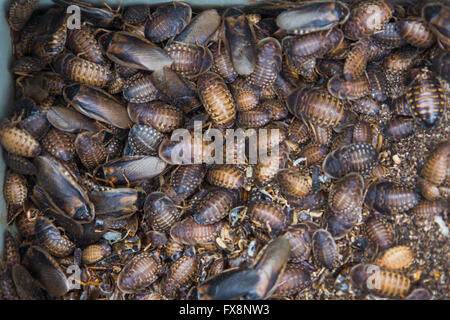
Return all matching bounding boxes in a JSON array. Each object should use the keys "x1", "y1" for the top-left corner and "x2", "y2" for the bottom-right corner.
[
  {"x1": 75, "y1": 131, "x2": 107, "y2": 171},
  {"x1": 128, "y1": 101, "x2": 184, "y2": 133},
  {"x1": 396, "y1": 18, "x2": 435, "y2": 48},
  {"x1": 35, "y1": 216, "x2": 75, "y2": 258},
  {"x1": 421, "y1": 141, "x2": 450, "y2": 186},
  {"x1": 144, "y1": 192, "x2": 181, "y2": 233},
  {"x1": 67, "y1": 27, "x2": 108, "y2": 66},
  {"x1": 165, "y1": 42, "x2": 213, "y2": 78},
  {"x1": 365, "y1": 181, "x2": 420, "y2": 214},
  {"x1": 206, "y1": 165, "x2": 244, "y2": 190},
  {"x1": 162, "y1": 165, "x2": 206, "y2": 206},
  {"x1": 197, "y1": 72, "x2": 236, "y2": 128},
  {"x1": 170, "y1": 217, "x2": 226, "y2": 246},
  {"x1": 343, "y1": 0, "x2": 393, "y2": 40},
  {"x1": 144, "y1": 2, "x2": 192, "y2": 43},
  {"x1": 248, "y1": 200, "x2": 290, "y2": 236},
  {"x1": 281, "y1": 224, "x2": 312, "y2": 263},
  {"x1": 193, "y1": 188, "x2": 239, "y2": 225},
  {"x1": 41, "y1": 128, "x2": 75, "y2": 161},
  {"x1": 161, "y1": 254, "x2": 197, "y2": 298},
  {"x1": 312, "y1": 229, "x2": 338, "y2": 269},
  {"x1": 365, "y1": 216, "x2": 394, "y2": 250},
  {"x1": 117, "y1": 252, "x2": 162, "y2": 293},
  {"x1": 270, "y1": 264, "x2": 311, "y2": 297},
  {"x1": 323, "y1": 143, "x2": 379, "y2": 179},
  {"x1": 384, "y1": 117, "x2": 415, "y2": 140},
  {"x1": 247, "y1": 37, "x2": 282, "y2": 89},
  {"x1": 287, "y1": 88, "x2": 345, "y2": 127},
  {"x1": 210, "y1": 41, "x2": 238, "y2": 84}
]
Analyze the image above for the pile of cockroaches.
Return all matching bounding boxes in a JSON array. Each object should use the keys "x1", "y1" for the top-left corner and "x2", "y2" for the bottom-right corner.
[{"x1": 0, "y1": 0, "x2": 448, "y2": 300}]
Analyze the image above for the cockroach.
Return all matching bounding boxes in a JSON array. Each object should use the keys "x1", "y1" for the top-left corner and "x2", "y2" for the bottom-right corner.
[
  {"x1": 365, "y1": 181, "x2": 420, "y2": 214},
  {"x1": 165, "y1": 42, "x2": 213, "y2": 78},
  {"x1": 144, "y1": 192, "x2": 181, "y2": 233},
  {"x1": 276, "y1": 1, "x2": 349, "y2": 35},
  {"x1": 343, "y1": 0, "x2": 393, "y2": 40},
  {"x1": 41, "y1": 128, "x2": 75, "y2": 161},
  {"x1": 35, "y1": 216, "x2": 75, "y2": 258},
  {"x1": 144, "y1": 2, "x2": 192, "y2": 43},
  {"x1": 117, "y1": 251, "x2": 162, "y2": 293},
  {"x1": 374, "y1": 246, "x2": 414, "y2": 270},
  {"x1": 312, "y1": 229, "x2": 337, "y2": 269},
  {"x1": 364, "y1": 216, "x2": 394, "y2": 250},
  {"x1": 223, "y1": 8, "x2": 256, "y2": 76}
]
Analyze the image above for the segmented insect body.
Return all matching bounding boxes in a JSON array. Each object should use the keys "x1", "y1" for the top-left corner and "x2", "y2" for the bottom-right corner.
[
  {"x1": 162, "y1": 165, "x2": 206, "y2": 205},
  {"x1": 371, "y1": 22, "x2": 407, "y2": 48},
  {"x1": 328, "y1": 173, "x2": 364, "y2": 219},
  {"x1": 210, "y1": 41, "x2": 238, "y2": 83},
  {"x1": 323, "y1": 143, "x2": 379, "y2": 179},
  {"x1": 165, "y1": 42, "x2": 213, "y2": 78},
  {"x1": 343, "y1": 39, "x2": 371, "y2": 81},
  {"x1": 327, "y1": 74, "x2": 370, "y2": 100},
  {"x1": 82, "y1": 242, "x2": 112, "y2": 265},
  {"x1": 123, "y1": 74, "x2": 161, "y2": 103},
  {"x1": 351, "y1": 264, "x2": 411, "y2": 298},
  {"x1": 3, "y1": 231, "x2": 20, "y2": 267},
  {"x1": 384, "y1": 117, "x2": 415, "y2": 140},
  {"x1": 170, "y1": 217, "x2": 225, "y2": 246},
  {"x1": 206, "y1": 165, "x2": 244, "y2": 190},
  {"x1": 343, "y1": 0, "x2": 393, "y2": 40},
  {"x1": 193, "y1": 188, "x2": 238, "y2": 225},
  {"x1": 41, "y1": 128, "x2": 75, "y2": 161},
  {"x1": 350, "y1": 97, "x2": 381, "y2": 116},
  {"x1": 407, "y1": 68, "x2": 446, "y2": 129},
  {"x1": 162, "y1": 254, "x2": 197, "y2": 298},
  {"x1": 281, "y1": 224, "x2": 312, "y2": 263},
  {"x1": 197, "y1": 72, "x2": 236, "y2": 128},
  {"x1": 312, "y1": 229, "x2": 337, "y2": 269},
  {"x1": 287, "y1": 88, "x2": 345, "y2": 127},
  {"x1": 237, "y1": 107, "x2": 271, "y2": 128},
  {"x1": 396, "y1": 18, "x2": 435, "y2": 48},
  {"x1": 247, "y1": 37, "x2": 282, "y2": 89},
  {"x1": 3, "y1": 170, "x2": 27, "y2": 208},
  {"x1": 248, "y1": 200, "x2": 290, "y2": 236},
  {"x1": 0, "y1": 124, "x2": 41, "y2": 158},
  {"x1": 67, "y1": 27, "x2": 108, "y2": 66},
  {"x1": 144, "y1": 2, "x2": 192, "y2": 43},
  {"x1": 262, "y1": 100, "x2": 288, "y2": 121},
  {"x1": 365, "y1": 216, "x2": 394, "y2": 250},
  {"x1": 283, "y1": 28, "x2": 344, "y2": 59},
  {"x1": 411, "y1": 199, "x2": 448, "y2": 219},
  {"x1": 35, "y1": 216, "x2": 75, "y2": 258},
  {"x1": 374, "y1": 246, "x2": 414, "y2": 270},
  {"x1": 8, "y1": 0, "x2": 39, "y2": 31},
  {"x1": 127, "y1": 125, "x2": 164, "y2": 156},
  {"x1": 117, "y1": 252, "x2": 162, "y2": 293},
  {"x1": 127, "y1": 101, "x2": 184, "y2": 133},
  {"x1": 365, "y1": 181, "x2": 420, "y2": 214},
  {"x1": 144, "y1": 192, "x2": 181, "y2": 233},
  {"x1": 74, "y1": 131, "x2": 107, "y2": 171},
  {"x1": 53, "y1": 53, "x2": 113, "y2": 88},
  {"x1": 277, "y1": 169, "x2": 312, "y2": 198},
  {"x1": 421, "y1": 141, "x2": 450, "y2": 186},
  {"x1": 231, "y1": 77, "x2": 260, "y2": 112},
  {"x1": 271, "y1": 264, "x2": 311, "y2": 297}
]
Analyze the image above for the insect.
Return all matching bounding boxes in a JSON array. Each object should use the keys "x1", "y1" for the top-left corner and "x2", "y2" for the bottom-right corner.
[
  {"x1": 365, "y1": 181, "x2": 420, "y2": 214},
  {"x1": 312, "y1": 229, "x2": 338, "y2": 269},
  {"x1": 197, "y1": 72, "x2": 237, "y2": 128},
  {"x1": 364, "y1": 216, "x2": 394, "y2": 250},
  {"x1": 117, "y1": 251, "x2": 162, "y2": 293},
  {"x1": 407, "y1": 67, "x2": 446, "y2": 129},
  {"x1": 144, "y1": 2, "x2": 192, "y2": 43}
]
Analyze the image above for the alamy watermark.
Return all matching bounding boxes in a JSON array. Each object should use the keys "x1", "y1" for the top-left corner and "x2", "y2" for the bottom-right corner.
[{"x1": 66, "y1": 5, "x2": 81, "y2": 30}]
